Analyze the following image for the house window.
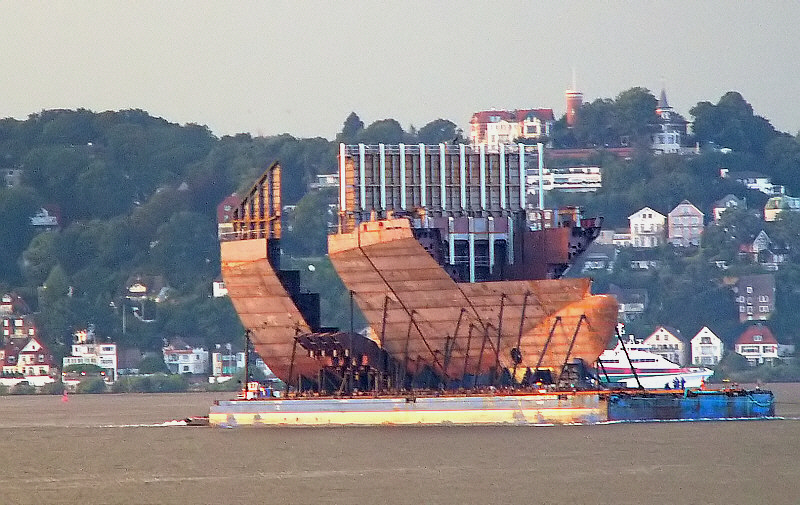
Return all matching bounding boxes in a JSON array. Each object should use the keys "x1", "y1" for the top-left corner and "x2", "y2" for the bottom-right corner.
[
  {"x1": 746, "y1": 286, "x2": 753, "y2": 294},
  {"x1": 701, "y1": 337, "x2": 711, "y2": 344},
  {"x1": 747, "y1": 306, "x2": 754, "y2": 315},
  {"x1": 759, "y1": 295, "x2": 769, "y2": 303},
  {"x1": 753, "y1": 335, "x2": 763, "y2": 342},
  {"x1": 759, "y1": 305, "x2": 769, "y2": 313},
  {"x1": 182, "y1": 365, "x2": 190, "y2": 373},
  {"x1": 739, "y1": 306, "x2": 746, "y2": 313}
]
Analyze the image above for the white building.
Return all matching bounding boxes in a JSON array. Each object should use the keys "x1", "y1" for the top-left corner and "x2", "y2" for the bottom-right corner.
[
  {"x1": 628, "y1": 207, "x2": 666, "y2": 248},
  {"x1": 690, "y1": 327, "x2": 724, "y2": 366},
  {"x1": 163, "y1": 345, "x2": 209, "y2": 374},
  {"x1": 643, "y1": 326, "x2": 687, "y2": 366},
  {"x1": 62, "y1": 329, "x2": 118, "y2": 381}
]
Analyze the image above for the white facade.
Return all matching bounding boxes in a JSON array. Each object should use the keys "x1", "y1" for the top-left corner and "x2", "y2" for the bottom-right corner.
[
  {"x1": 63, "y1": 342, "x2": 118, "y2": 381},
  {"x1": 628, "y1": 207, "x2": 666, "y2": 248},
  {"x1": 163, "y1": 347, "x2": 209, "y2": 374},
  {"x1": 643, "y1": 327, "x2": 687, "y2": 365},
  {"x1": 736, "y1": 341, "x2": 778, "y2": 366},
  {"x1": 690, "y1": 327, "x2": 723, "y2": 366}
]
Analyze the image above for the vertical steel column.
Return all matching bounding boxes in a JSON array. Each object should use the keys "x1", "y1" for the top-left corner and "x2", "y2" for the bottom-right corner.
[
  {"x1": 419, "y1": 143, "x2": 426, "y2": 208},
  {"x1": 399, "y1": 143, "x2": 407, "y2": 210},
  {"x1": 537, "y1": 142, "x2": 545, "y2": 210},
  {"x1": 507, "y1": 216, "x2": 514, "y2": 265},
  {"x1": 439, "y1": 143, "x2": 447, "y2": 211},
  {"x1": 488, "y1": 216, "x2": 495, "y2": 275},
  {"x1": 468, "y1": 217, "x2": 475, "y2": 283},
  {"x1": 518, "y1": 143, "x2": 526, "y2": 209},
  {"x1": 479, "y1": 144, "x2": 486, "y2": 210},
  {"x1": 358, "y1": 143, "x2": 366, "y2": 211},
  {"x1": 499, "y1": 144, "x2": 507, "y2": 209},
  {"x1": 338, "y1": 143, "x2": 346, "y2": 212},
  {"x1": 379, "y1": 143, "x2": 386, "y2": 211},
  {"x1": 448, "y1": 217, "x2": 455, "y2": 265},
  {"x1": 460, "y1": 144, "x2": 467, "y2": 210},
  {"x1": 511, "y1": 292, "x2": 530, "y2": 384}
]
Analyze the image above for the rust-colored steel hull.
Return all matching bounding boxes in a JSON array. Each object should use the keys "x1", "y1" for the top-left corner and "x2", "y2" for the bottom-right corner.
[
  {"x1": 329, "y1": 219, "x2": 617, "y2": 379},
  {"x1": 220, "y1": 238, "x2": 321, "y2": 382}
]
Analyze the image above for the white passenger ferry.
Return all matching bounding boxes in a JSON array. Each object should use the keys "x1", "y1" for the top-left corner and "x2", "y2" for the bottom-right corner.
[{"x1": 598, "y1": 336, "x2": 713, "y2": 389}]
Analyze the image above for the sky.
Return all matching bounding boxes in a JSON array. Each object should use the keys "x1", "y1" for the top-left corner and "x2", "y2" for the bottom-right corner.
[{"x1": 2, "y1": 1, "x2": 799, "y2": 139}]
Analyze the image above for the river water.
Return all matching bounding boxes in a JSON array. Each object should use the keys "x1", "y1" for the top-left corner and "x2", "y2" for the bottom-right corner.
[{"x1": 0, "y1": 384, "x2": 798, "y2": 504}]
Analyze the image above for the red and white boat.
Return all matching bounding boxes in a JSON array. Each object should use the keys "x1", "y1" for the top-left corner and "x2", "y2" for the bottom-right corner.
[{"x1": 598, "y1": 336, "x2": 713, "y2": 389}]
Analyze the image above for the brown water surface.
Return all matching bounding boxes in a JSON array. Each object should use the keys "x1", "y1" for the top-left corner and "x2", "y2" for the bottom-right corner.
[{"x1": 1, "y1": 385, "x2": 799, "y2": 504}]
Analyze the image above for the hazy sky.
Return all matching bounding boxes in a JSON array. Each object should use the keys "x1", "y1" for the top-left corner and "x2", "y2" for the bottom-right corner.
[{"x1": 2, "y1": 1, "x2": 799, "y2": 139}]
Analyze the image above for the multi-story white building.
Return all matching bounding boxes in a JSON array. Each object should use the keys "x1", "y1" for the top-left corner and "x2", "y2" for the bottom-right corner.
[
  {"x1": 735, "y1": 325, "x2": 779, "y2": 366},
  {"x1": 629, "y1": 207, "x2": 666, "y2": 248},
  {"x1": 690, "y1": 327, "x2": 723, "y2": 366},
  {"x1": 62, "y1": 329, "x2": 119, "y2": 381},
  {"x1": 643, "y1": 326, "x2": 687, "y2": 366},
  {"x1": 668, "y1": 200, "x2": 704, "y2": 247},
  {"x1": 163, "y1": 344, "x2": 209, "y2": 375},
  {"x1": 469, "y1": 109, "x2": 554, "y2": 148}
]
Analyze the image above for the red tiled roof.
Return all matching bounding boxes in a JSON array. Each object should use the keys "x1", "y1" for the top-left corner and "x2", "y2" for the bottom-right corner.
[
  {"x1": 736, "y1": 325, "x2": 778, "y2": 345},
  {"x1": 470, "y1": 108, "x2": 555, "y2": 124}
]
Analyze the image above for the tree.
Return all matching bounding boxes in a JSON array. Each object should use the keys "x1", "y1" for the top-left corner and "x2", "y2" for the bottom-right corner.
[
  {"x1": 138, "y1": 355, "x2": 169, "y2": 374},
  {"x1": 613, "y1": 87, "x2": 658, "y2": 146},
  {"x1": 336, "y1": 112, "x2": 364, "y2": 144},
  {"x1": 358, "y1": 119, "x2": 408, "y2": 144},
  {"x1": 0, "y1": 187, "x2": 41, "y2": 283},
  {"x1": 690, "y1": 92, "x2": 779, "y2": 153},
  {"x1": 416, "y1": 119, "x2": 462, "y2": 144}
]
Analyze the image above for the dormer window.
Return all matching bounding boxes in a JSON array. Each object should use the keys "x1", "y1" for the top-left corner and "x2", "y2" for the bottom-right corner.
[{"x1": 753, "y1": 335, "x2": 763, "y2": 342}]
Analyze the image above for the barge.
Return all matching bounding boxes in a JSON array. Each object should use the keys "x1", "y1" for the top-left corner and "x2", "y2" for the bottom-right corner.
[{"x1": 209, "y1": 388, "x2": 774, "y2": 427}]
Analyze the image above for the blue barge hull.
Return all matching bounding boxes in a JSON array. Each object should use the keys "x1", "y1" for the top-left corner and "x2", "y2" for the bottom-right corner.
[
  {"x1": 209, "y1": 388, "x2": 775, "y2": 427},
  {"x1": 608, "y1": 389, "x2": 775, "y2": 421}
]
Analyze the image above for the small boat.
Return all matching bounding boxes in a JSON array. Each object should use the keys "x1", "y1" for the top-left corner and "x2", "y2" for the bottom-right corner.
[{"x1": 597, "y1": 336, "x2": 713, "y2": 389}]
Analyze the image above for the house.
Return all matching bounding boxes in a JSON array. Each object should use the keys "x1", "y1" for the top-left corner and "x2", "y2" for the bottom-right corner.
[
  {"x1": 690, "y1": 327, "x2": 723, "y2": 366},
  {"x1": 124, "y1": 275, "x2": 168, "y2": 321},
  {"x1": 163, "y1": 341, "x2": 209, "y2": 374},
  {"x1": 29, "y1": 205, "x2": 61, "y2": 229},
  {"x1": 62, "y1": 328, "x2": 119, "y2": 381},
  {"x1": 712, "y1": 194, "x2": 745, "y2": 221},
  {"x1": 643, "y1": 326, "x2": 687, "y2": 365},
  {"x1": 734, "y1": 274, "x2": 775, "y2": 323},
  {"x1": 310, "y1": 173, "x2": 339, "y2": 190},
  {"x1": 216, "y1": 193, "x2": 239, "y2": 239},
  {"x1": 720, "y1": 169, "x2": 782, "y2": 195},
  {"x1": 578, "y1": 243, "x2": 617, "y2": 273},
  {"x1": 212, "y1": 278, "x2": 228, "y2": 298},
  {"x1": 628, "y1": 248, "x2": 662, "y2": 270},
  {"x1": 764, "y1": 195, "x2": 800, "y2": 222},
  {"x1": 607, "y1": 284, "x2": 649, "y2": 323},
  {"x1": 1, "y1": 314, "x2": 37, "y2": 340},
  {"x1": 738, "y1": 231, "x2": 787, "y2": 270},
  {"x1": 735, "y1": 324, "x2": 779, "y2": 366},
  {"x1": 0, "y1": 293, "x2": 31, "y2": 316},
  {"x1": 211, "y1": 344, "x2": 246, "y2": 378},
  {"x1": 650, "y1": 89, "x2": 688, "y2": 154},
  {"x1": 469, "y1": 109, "x2": 555, "y2": 148},
  {"x1": 667, "y1": 200, "x2": 704, "y2": 247},
  {"x1": 628, "y1": 207, "x2": 666, "y2": 248},
  {"x1": 1, "y1": 337, "x2": 56, "y2": 386}
]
